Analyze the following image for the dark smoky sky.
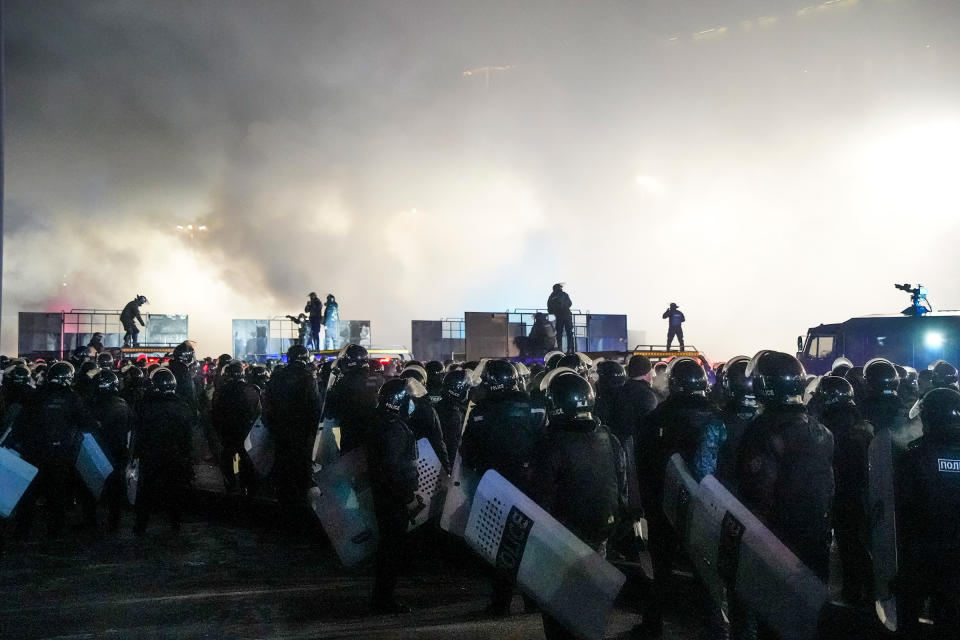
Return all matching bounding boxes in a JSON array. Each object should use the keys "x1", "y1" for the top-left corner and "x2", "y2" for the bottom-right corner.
[{"x1": 4, "y1": 0, "x2": 960, "y2": 358}]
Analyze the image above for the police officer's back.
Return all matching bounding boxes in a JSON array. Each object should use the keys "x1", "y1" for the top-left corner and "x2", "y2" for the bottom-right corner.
[
  {"x1": 325, "y1": 345, "x2": 381, "y2": 455},
  {"x1": 609, "y1": 355, "x2": 659, "y2": 446},
  {"x1": 398, "y1": 366, "x2": 449, "y2": 472},
  {"x1": 734, "y1": 351, "x2": 835, "y2": 579},
  {"x1": 532, "y1": 372, "x2": 626, "y2": 640},
  {"x1": 594, "y1": 360, "x2": 626, "y2": 429},
  {"x1": 715, "y1": 356, "x2": 759, "y2": 485},
  {"x1": 435, "y1": 369, "x2": 473, "y2": 462},
  {"x1": 89, "y1": 370, "x2": 135, "y2": 530},
  {"x1": 133, "y1": 368, "x2": 194, "y2": 535},
  {"x1": 367, "y1": 378, "x2": 423, "y2": 614},
  {"x1": 212, "y1": 362, "x2": 262, "y2": 492},
  {"x1": 895, "y1": 387, "x2": 960, "y2": 637},
  {"x1": 460, "y1": 360, "x2": 544, "y2": 490}
]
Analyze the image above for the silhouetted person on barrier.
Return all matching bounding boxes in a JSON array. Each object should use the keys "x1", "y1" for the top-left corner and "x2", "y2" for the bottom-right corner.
[
  {"x1": 548, "y1": 283, "x2": 574, "y2": 353},
  {"x1": 663, "y1": 302, "x2": 685, "y2": 351},
  {"x1": 120, "y1": 295, "x2": 148, "y2": 347}
]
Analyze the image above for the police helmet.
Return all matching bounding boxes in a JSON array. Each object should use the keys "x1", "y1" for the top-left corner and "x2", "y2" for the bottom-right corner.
[
  {"x1": 4, "y1": 365, "x2": 34, "y2": 387},
  {"x1": 247, "y1": 365, "x2": 269, "y2": 388},
  {"x1": 400, "y1": 364, "x2": 427, "y2": 384},
  {"x1": 930, "y1": 360, "x2": 959, "y2": 389},
  {"x1": 667, "y1": 357, "x2": 708, "y2": 395},
  {"x1": 377, "y1": 377, "x2": 427, "y2": 420},
  {"x1": 136, "y1": 294, "x2": 148, "y2": 305},
  {"x1": 557, "y1": 353, "x2": 592, "y2": 378},
  {"x1": 79, "y1": 361, "x2": 99, "y2": 379},
  {"x1": 287, "y1": 344, "x2": 310, "y2": 365},
  {"x1": 863, "y1": 358, "x2": 899, "y2": 396},
  {"x1": 814, "y1": 376, "x2": 855, "y2": 408},
  {"x1": 917, "y1": 387, "x2": 960, "y2": 436},
  {"x1": 747, "y1": 351, "x2": 806, "y2": 406},
  {"x1": 512, "y1": 361, "x2": 531, "y2": 389},
  {"x1": 722, "y1": 356, "x2": 753, "y2": 399},
  {"x1": 172, "y1": 342, "x2": 196, "y2": 366},
  {"x1": 72, "y1": 346, "x2": 93, "y2": 364},
  {"x1": 595, "y1": 360, "x2": 627, "y2": 392},
  {"x1": 843, "y1": 366, "x2": 866, "y2": 396},
  {"x1": 94, "y1": 369, "x2": 120, "y2": 394},
  {"x1": 899, "y1": 366, "x2": 919, "y2": 396},
  {"x1": 425, "y1": 359, "x2": 445, "y2": 382},
  {"x1": 150, "y1": 367, "x2": 178, "y2": 395},
  {"x1": 96, "y1": 352, "x2": 114, "y2": 370},
  {"x1": 46, "y1": 362, "x2": 75, "y2": 387},
  {"x1": 368, "y1": 358, "x2": 385, "y2": 374},
  {"x1": 222, "y1": 361, "x2": 245, "y2": 382},
  {"x1": 338, "y1": 344, "x2": 370, "y2": 371},
  {"x1": 544, "y1": 352, "x2": 565, "y2": 371},
  {"x1": 480, "y1": 359, "x2": 519, "y2": 393},
  {"x1": 122, "y1": 363, "x2": 144, "y2": 380},
  {"x1": 544, "y1": 371, "x2": 595, "y2": 419},
  {"x1": 442, "y1": 368, "x2": 475, "y2": 403}
]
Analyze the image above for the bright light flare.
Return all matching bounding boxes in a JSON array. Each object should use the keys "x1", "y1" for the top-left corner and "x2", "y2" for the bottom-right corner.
[{"x1": 925, "y1": 332, "x2": 944, "y2": 349}]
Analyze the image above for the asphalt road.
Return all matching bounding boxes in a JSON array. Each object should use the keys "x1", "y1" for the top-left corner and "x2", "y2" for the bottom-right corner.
[{"x1": 0, "y1": 463, "x2": 705, "y2": 640}]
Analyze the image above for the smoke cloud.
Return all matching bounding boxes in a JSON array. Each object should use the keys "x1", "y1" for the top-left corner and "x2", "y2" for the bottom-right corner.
[{"x1": 5, "y1": 1, "x2": 960, "y2": 359}]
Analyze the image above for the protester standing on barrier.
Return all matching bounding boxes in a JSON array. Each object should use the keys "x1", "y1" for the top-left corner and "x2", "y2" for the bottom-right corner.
[
  {"x1": 120, "y1": 294, "x2": 148, "y2": 348},
  {"x1": 662, "y1": 302, "x2": 685, "y2": 351},
  {"x1": 323, "y1": 294, "x2": 340, "y2": 350},
  {"x1": 547, "y1": 284, "x2": 574, "y2": 353},
  {"x1": 305, "y1": 292, "x2": 324, "y2": 350}
]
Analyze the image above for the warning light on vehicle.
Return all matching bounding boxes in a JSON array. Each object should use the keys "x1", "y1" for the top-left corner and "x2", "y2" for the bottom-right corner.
[{"x1": 925, "y1": 332, "x2": 944, "y2": 348}]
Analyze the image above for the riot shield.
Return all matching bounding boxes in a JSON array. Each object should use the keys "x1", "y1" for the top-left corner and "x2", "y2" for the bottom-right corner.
[
  {"x1": 244, "y1": 416, "x2": 275, "y2": 477},
  {"x1": 76, "y1": 432, "x2": 114, "y2": 500},
  {"x1": 309, "y1": 446, "x2": 379, "y2": 567},
  {"x1": 0, "y1": 447, "x2": 38, "y2": 518},
  {"x1": 867, "y1": 428, "x2": 898, "y2": 631},
  {"x1": 686, "y1": 475, "x2": 829, "y2": 640}
]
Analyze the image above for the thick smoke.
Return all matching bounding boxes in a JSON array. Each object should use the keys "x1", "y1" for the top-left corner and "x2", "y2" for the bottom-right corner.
[{"x1": 4, "y1": 1, "x2": 960, "y2": 358}]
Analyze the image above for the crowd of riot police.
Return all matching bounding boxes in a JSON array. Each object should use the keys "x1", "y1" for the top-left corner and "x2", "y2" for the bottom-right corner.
[{"x1": 0, "y1": 341, "x2": 958, "y2": 640}]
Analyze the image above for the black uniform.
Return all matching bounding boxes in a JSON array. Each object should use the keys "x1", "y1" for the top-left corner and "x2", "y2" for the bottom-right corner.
[
  {"x1": 434, "y1": 396, "x2": 466, "y2": 462},
  {"x1": 263, "y1": 361, "x2": 322, "y2": 532},
  {"x1": 324, "y1": 369, "x2": 381, "y2": 455},
  {"x1": 895, "y1": 418, "x2": 960, "y2": 637},
  {"x1": 547, "y1": 288, "x2": 574, "y2": 353},
  {"x1": 608, "y1": 378, "x2": 659, "y2": 445},
  {"x1": 734, "y1": 405, "x2": 835, "y2": 580},
  {"x1": 119, "y1": 299, "x2": 145, "y2": 347},
  {"x1": 366, "y1": 410, "x2": 419, "y2": 610},
  {"x1": 305, "y1": 297, "x2": 324, "y2": 350},
  {"x1": 635, "y1": 393, "x2": 727, "y2": 636},
  {"x1": 663, "y1": 307, "x2": 685, "y2": 351},
  {"x1": 89, "y1": 393, "x2": 135, "y2": 529},
  {"x1": 460, "y1": 389, "x2": 545, "y2": 613},
  {"x1": 532, "y1": 416, "x2": 627, "y2": 640},
  {"x1": 408, "y1": 398, "x2": 450, "y2": 472},
  {"x1": 133, "y1": 392, "x2": 194, "y2": 534},
  {"x1": 15, "y1": 385, "x2": 98, "y2": 537},
  {"x1": 715, "y1": 397, "x2": 758, "y2": 486},
  {"x1": 820, "y1": 402, "x2": 874, "y2": 606},
  {"x1": 211, "y1": 379, "x2": 261, "y2": 493}
]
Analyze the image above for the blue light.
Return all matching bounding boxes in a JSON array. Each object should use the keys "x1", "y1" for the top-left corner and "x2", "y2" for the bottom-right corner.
[{"x1": 925, "y1": 332, "x2": 944, "y2": 348}]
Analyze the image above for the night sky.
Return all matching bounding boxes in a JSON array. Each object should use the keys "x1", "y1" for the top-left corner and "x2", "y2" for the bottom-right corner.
[{"x1": 4, "y1": 0, "x2": 960, "y2": 358}]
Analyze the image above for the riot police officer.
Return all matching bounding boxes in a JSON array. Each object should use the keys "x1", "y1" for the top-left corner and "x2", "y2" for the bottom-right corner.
[
  {"x1": 132, "y1": 368, "x2": 194, "y2": 536},
  {"x1": 532, "y1": 371, "x2": 627, "y2": 640},
  {"x1": 399, "y1": 366, "x2": 449, "y2": 471},
  {"x1": 736, "y1": 351, "x2": 835, "y2": 578},
  {"x1": 89, "y1": 370, "x2": 134, "y2": 530},
  {"x1": 594, "y1": 360, "x2": 627, "y2": 428},
  {"x1": 263, "y1": 344, "x2": 322, "y2": 535},
  {"x1": 325, "y1": 344, "x2": 381, "y2": 455},
  {"x1": 368, "y1": 377, "x2": 424, "y2": 614},
  {"x1": 814, "y1": 375, "x2": 874, "y2": 606},
  {"x1": 460, "y1": 359, "x2": 545, "y2": 615},
  {"x1": 715, "y1": 355, "x2": 758, "y2": 485},
  {"x1": 608, "y1": 354, "x2": 659, "y2": 447},
  {"x1": 15, "y1": 362, "x2": 98, "y2": 538},
  {"x1": 895, "y1": 387, "x2": 960, "y2": 638},
  {"x1": 635, "y1": 356, "x2": 727, "y2": 640},
  {"x1": 212, "y1": 361, "x2": 261, "y2": 495},
  {"x1": 435, "y1": 368, "x2": 473, "y2": 462}
]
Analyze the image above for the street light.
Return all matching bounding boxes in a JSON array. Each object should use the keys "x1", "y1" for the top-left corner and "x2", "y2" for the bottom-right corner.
[{"x1": 175, "y1": 222, "x2": 208, "y2": 244}]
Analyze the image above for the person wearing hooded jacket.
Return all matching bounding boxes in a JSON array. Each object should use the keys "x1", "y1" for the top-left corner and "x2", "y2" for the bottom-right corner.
[{"x1": 531, "y1": 371, "x2": 627, "y2": 640}]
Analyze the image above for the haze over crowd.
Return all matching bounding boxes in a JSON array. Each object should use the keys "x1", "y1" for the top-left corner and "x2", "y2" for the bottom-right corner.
[{"x1": 4, "y1": 0, "x2": 959, "y2": 358}]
